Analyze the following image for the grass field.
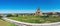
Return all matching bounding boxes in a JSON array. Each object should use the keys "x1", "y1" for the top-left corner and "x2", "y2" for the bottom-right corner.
[
  {"x1": 9, "y1": 15, "x2": 60, "y2": 23},
  {"x1": 0, "y1": 19, "x2": 16, "y2": 26}
]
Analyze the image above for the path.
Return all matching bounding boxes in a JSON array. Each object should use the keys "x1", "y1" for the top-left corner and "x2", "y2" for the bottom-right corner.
[{"x1": 2, "y1": 16, "x2": 60, "y2": 26}]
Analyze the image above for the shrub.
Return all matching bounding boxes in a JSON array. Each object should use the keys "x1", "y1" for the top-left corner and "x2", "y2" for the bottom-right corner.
[{"x1": 0, "y1": 16, "x2": 2, "y2": 19}]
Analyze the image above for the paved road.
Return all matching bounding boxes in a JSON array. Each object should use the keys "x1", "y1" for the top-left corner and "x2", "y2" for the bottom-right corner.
[{"x1": 2, "y1": 17, "x2": 60, "y2": 26}]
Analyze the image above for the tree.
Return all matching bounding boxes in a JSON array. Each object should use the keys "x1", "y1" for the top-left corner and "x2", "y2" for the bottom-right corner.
[
  {"x1": 6, "y1": 14, "x2": 13, "y2": 17},
  {"x1": 6, "y1": 14, "x2": 18, "y2": 17}
]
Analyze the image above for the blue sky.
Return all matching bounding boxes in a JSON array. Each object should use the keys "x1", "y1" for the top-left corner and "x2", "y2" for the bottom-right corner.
[{"x1": 0, "y1": 0, "x2": 60, "y2": 13}]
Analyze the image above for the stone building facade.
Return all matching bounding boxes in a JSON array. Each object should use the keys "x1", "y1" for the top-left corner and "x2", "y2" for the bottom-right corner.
[{"x1": 34, "y1": 7, "x2": 43, "y2": 16}]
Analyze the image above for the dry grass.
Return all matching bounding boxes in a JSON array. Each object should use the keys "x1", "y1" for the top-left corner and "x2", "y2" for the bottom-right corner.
[{"x1": 0, "y1": 19, "x2": 16, "y2": 26}]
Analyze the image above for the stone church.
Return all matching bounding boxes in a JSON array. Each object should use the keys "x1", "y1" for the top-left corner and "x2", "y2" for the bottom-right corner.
[{"x1": 34, "y1": 7, "x2": 43, "y2": 16}]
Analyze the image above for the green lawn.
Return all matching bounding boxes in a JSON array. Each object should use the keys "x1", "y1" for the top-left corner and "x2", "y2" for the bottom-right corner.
[
  {"x1": 0, "y1": 19, "x2": 16, "y2": 26},
  {"x1": 9, "y1": 15, "x2": 60, "y2": 23}
]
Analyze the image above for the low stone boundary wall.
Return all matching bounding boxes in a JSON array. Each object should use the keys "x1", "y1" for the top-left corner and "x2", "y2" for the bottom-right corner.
[{"x1": 2, "y1": 18, "x2": 60, "y2": 26}]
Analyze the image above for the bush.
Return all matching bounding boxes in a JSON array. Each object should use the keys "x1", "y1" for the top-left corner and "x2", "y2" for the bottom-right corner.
[{"x1": 0, "y1": 16, "x2": 2, "y2": 19}]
